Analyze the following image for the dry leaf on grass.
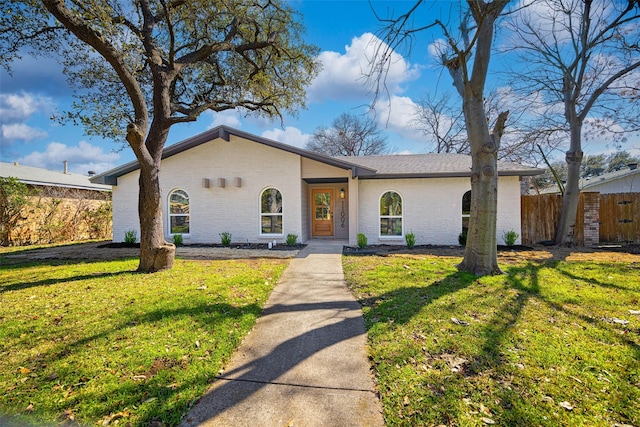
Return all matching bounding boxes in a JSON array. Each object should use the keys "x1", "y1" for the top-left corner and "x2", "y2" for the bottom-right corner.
[{"x1": 559, "y1": 401, "x2": 574, "y2": 411}]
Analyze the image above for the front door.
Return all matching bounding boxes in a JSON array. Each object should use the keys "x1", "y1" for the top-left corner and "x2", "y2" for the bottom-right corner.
[{"x1": 312, "y1": 188, "x2": 334, "y2": 237}]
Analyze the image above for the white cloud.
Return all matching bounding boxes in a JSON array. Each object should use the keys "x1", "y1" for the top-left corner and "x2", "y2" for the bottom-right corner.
[
  {"x1": 17, "y1": 140, "x2": 120, "y2": 175},
  {"x1": 308, "y1": 33, "x2": 420, "y2": 103},
  {"x1": 0, "y1": 92, "x2": 54, "y2": 123},
  {"x1": 1, "y1": 123, "x2": 48, "y2": 141},
  {"x1": 206, "y1": 110, "x2": 242, "y2": 128},
  {"x1": 261, "y1": 127, "x2": 311, "y2": 149},
  {"x1": 374, "y1": 95, "x2": 424, "y2": 142},
  {"x1": 428, "y1": 38, "x2": 449, "y2": 60}
]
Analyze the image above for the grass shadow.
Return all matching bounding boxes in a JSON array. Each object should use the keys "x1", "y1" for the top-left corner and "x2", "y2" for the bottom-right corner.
[
  {"x1": 0, "y1": 269, "x2": 137, "y2": 294},
  {"x1": 347, "y1": 255, "x2": 640, "y2": 425}
]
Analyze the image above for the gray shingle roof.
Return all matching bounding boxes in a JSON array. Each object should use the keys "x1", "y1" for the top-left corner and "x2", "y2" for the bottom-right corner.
[
  {"x1": 538, "y1": 165, "x2": 640, "y2": 194},
  {"x1": 90, "y1": 125, "x2": 542, "y2": 185},
  {"x1": 333, "y1": 153, "x2": 541, "y2": 177},
  {"x1": 580, "y1": 167, "x2": 640, "y2": 190},
  {"x1": 0, "y1": 162, "x2": 111, "y2": 192}
]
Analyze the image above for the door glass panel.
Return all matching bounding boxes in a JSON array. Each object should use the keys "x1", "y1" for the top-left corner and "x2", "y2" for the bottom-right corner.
[{"x1": 315, "y1": 192, "x2": 330, "y2": 207}]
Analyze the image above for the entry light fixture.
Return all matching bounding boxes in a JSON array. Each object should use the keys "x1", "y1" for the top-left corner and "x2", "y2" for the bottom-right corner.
[{"x1": 339, "y1": 188, "x2": 345, "y2": 199}]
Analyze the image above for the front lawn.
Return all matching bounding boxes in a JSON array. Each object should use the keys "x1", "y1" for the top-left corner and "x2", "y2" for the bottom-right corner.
[
  {"x1": 343, "y1": 253, "x2": 640, "y2": 426},
  {"x1": 0, "y1": 249, "x2": 288, "y2": 426}
]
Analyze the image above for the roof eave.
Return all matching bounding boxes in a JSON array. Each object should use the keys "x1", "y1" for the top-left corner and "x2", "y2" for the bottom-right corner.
[
  {"x1": 358, "y1": 169, "x2": 542, "y2": 180},
  {"x1": 90, "y1": 125, "x2": 377, "y2": 185}
]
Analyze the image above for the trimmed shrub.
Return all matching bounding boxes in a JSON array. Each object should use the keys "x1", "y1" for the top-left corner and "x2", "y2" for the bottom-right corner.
[
  {"x1": 286, "y1": 233, "x2": 298, "y2": 246},
  {"x1": 219, "y1": 231, "x2": 232, "y2": 247},
  {"x1": 405, "y1": 232, "x2": 416, "y2": 249},
  {"x1": 503, "y1": 230, "x2": 520, "y2": 247},
  {"x1": 124, "y1": 229, "x2": 137, "y2": 244},
  {"x1": 357, "y1": 233, "x2": 367, "y2": 249}
]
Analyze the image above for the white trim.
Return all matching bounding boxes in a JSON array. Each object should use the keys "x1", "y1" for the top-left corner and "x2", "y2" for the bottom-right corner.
[
  {"x1": 168, "y1": 188, "x2": 191, "y2": 236},
  {"x1": 379, "y1": 190, "x2": 404, "y2": 238},
  {"x1": 259, "y1": 187, "x2": 284, "y2": 236}
]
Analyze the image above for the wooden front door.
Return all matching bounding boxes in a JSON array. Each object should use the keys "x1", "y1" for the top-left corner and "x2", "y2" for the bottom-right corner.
[{"x1": 312, "y1": 188, "x2": 334, "y2": 237}]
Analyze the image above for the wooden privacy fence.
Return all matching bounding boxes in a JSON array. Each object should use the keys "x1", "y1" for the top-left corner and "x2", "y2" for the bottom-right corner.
[
  {"x1": 521, "y1": 192, "x2": 640, "y2": 246},
  {"x1": 600, "y1": 193, "x2": 640, "y2": 243}
]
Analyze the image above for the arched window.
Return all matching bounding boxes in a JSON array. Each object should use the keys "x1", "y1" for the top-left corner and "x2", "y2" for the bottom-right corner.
[
  {"x1": 462, "y1": 190, "x2": 471, "y2": 234},
  {"x1": 261, "y1": 188, "x2": 283, "y2": 235},
  {"x1": 379, "y1": 191, "x2": 402, "y2": 237},
  {"x1": 169, "y1": 189, "x2": 190, "y2": 234}
]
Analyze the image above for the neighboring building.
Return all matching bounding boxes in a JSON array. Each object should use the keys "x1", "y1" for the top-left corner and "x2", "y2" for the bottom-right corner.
[
  {"x1": 579, "y1": 163, "x2": 640, "y2": 194},
  {"x1": 91, "y1": 126, "x2": 541, "y2": 246},
  {"x1": 538, "y1": 163, "x2": 640, "y2": 195},
  {"x1": 0, "y1": 162, "x2": 112, "y2": 245},
  {"x1": 0, "y1": 161, "x2": 112, "y2": 194}
]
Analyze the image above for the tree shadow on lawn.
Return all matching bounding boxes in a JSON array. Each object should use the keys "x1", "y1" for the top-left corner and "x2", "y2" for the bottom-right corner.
[
  {"x1": 357, "y1": 260, "x2": 639, "y2": 425},
  {"x1": 5, "y1": 300, "x2": 265, "y2": 427},
  {"x1": 0, "y1": 267, "x2": 137, "y2": 294}
]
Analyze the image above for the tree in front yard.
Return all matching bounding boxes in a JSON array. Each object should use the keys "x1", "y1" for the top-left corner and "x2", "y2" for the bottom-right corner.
[
  {"x1": 371, "y1": 0, "x2": 510, "y2": 275},
  {"x1": 507, "y1": 0, "x2": 640, "y2": 245},
  {"x1": 1, "y1": 0, "x2": 319, "y2": 272}
]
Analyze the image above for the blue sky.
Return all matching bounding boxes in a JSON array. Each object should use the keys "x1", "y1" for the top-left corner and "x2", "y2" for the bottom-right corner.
[{"x1": 1, "y1": 0, "x2": 638, "y2": 175}]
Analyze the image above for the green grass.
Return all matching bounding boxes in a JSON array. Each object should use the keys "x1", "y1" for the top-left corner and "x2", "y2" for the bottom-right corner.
[
  {"x1": 343, "y1": 255, "x2": 640, "y2": 427},
  {"x1": 0, "y1": 248, "x2": 288, "y2": 426}
]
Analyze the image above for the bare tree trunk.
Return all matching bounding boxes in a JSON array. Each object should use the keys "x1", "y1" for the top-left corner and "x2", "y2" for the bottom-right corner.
[
  {"x1": 452, "y1": 1, "x2": 509, "y2": 276},
  {"x1": 128, "y1": 121, "x2": 175, "y2": 272},
  {"x1": 457, "y1": 97, "x2": 505, "y2": 276},
  {"x1": 555, "y1": 122, "x2": 583, "y2": 245},
  {"x1": 137, "y1": 159, "x2": 175, "y2": 272}
]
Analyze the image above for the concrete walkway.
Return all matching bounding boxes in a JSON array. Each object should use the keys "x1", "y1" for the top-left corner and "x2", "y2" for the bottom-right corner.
[{"x1": 181, "y1": 240, "x2": 384, "y2": 427}]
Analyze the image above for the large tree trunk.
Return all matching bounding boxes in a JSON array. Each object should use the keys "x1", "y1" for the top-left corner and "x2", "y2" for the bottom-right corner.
[
  {"x1": 129, "y1": 122, "x2": 175, "y2": 273},
  {"x1": 555, "y1": 122, "x2": 583, "y2": 245},
  {"x1": 457, "y1": 96, "x2": 504, "y2": 276},
  {"x1": 137, "y1": 159, "x2": 175, "y2": 272},
  {"x1": 454, "y1": 1, "x2": 508, "y2": 276}
]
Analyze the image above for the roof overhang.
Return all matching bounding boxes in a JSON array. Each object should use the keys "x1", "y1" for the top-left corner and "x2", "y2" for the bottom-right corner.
[
  {"x1": 90, "y1": 126, "x2": 377, "y2": 185},
  {"x1": 359, "y1": 170, "x2": 543, "y2": 180}
]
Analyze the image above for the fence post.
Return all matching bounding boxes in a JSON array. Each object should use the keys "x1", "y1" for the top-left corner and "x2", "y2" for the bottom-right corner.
[{"x1": 583, "y1": 192, "x2": 600, "y2": 247}]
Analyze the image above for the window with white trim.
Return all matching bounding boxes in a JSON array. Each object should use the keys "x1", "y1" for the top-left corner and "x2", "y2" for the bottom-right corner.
[
  {"x1": 261, "y1": 188, "x2": 283, "y2": 235},
  {"x1": 169, "y1": 189, "x2": 190, "y2": 234},
  {"x1": 462, "y1": 190, "x2": 471, "y2": 234},
  {"x1": 379, "y1": 191, "x2": 403, "y2": 237}
]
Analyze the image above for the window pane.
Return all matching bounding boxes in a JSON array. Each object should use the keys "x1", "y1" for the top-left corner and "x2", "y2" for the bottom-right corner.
[
  {"x1": 315, "y1": 207, "x2": 330, "y2": 220},
  {"x1": 380, "y1": 191, "x2": 402, "y2": 216},
  {"x1": 380, "y1": 217, "x2": 402, "y2": 236},
  {"x1": 262, "y1": 188, "x2": 282, "y2": 214},
  {"x1": 171, "y1": 215, "x2": 189, "y2": 234},
  {"x1": 314, "y1": 192, "x2": 330, "y2": 207},
  {"x1": 261, "y1": 215, "x2": 283, "y2": 234},
  {"x1": 462, "y1": 190, "x2": 471, "y2": 215},
  {"x1": 170, "y1": 190, "x2": 189, "y2": 215}
]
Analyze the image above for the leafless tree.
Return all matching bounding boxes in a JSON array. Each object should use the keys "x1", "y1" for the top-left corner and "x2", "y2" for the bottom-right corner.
[
  {"x1": 507, "y1": 0, "x2": 640, "y2": 245},
  {"x1": 305, "y1": 113, "x2": 390, "y2": 156},
  {"x1": 411, "y1": 92, "x2": 469, "y2": 154},
  {"x1": 372, "y1": 0, "x2": 510, "y2": 275}
]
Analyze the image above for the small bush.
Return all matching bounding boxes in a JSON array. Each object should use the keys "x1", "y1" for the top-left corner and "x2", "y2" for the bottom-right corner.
[
  {"x1": 503, "y1": 230, "x2": 520, "y2": 247},
  {"x1": 458, "y1": 230, "x2": 467, "y2": 246},
  {"x1": 219, "y1": 231, "x2": 232, "y2": 247},
  {"x1": 172, "y1": 234, "x2": 183, "y2": 246},
  {"x1": 405, "y1": 232, "x2": 416, "y2": 249},
  {"x1": 357, "y1": 233, "x2": 367, "y2": 249},
  {"x1": 124, "y1": 229, "x2": 137, "y2": 244},
  {"x1": 286, "y1": 233, "x2": 298, "y2": 246}
]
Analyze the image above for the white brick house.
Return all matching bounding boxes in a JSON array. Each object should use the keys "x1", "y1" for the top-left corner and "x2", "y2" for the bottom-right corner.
[{"x1": 91, "y1": 126, "x2": 541, "y2": 246}]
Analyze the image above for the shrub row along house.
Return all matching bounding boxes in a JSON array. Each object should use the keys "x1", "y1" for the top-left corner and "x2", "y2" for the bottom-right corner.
[
  {"x1": 91, "y1": 126, "x2": 541, "y2": 247},
  {"x1": 0, "y1": 161, "x2": 112, "y2": 245}
]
